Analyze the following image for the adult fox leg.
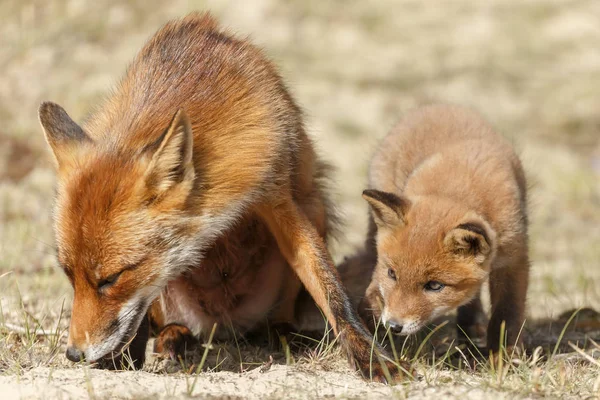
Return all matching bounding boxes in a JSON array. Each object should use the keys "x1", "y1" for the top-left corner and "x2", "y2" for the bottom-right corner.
[
  {"x1": 257, "y1": 195, "x2": 409, "y2": 382},
  {"x1": 149, "y1": 296, "x2": 199, "y2": 363}
]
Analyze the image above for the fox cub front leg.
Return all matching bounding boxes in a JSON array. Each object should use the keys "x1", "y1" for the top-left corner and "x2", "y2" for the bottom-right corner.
[
  {"x1": 488, "y1": 254, "x2": 529, "y2": 356},
  {"x1": 456, "y1": 291, "x2": 488, "y2": 347},
  {"x1": 258, "y1": 196, "x2": 410, "y2": 383}
]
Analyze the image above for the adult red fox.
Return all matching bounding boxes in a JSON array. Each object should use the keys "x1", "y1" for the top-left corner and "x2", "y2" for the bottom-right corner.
[
  {"x1": 361, "y1": 104, "x2": 530, "y2": 354},
  {"x1": 38, "y1": 13, "x2": 405, "y2": 381}
]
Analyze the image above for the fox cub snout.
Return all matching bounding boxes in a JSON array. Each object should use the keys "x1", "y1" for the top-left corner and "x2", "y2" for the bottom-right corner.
[{"x1": 362, "y1": 104, "x2": 530, "y2": 352}]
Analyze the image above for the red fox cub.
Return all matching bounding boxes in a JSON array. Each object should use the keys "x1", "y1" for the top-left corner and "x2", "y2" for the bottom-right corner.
[
  {"x1": 38, "y1": 13, "x2": 404, "y2": 381},
  {"x1": 361, "y1": 104, "x2": 529, "y2": 354}
]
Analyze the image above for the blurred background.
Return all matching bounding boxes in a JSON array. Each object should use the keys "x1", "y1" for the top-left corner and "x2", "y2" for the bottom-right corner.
[{"x1": 0, "y1": 0, "x2": 599, "y2": 325}]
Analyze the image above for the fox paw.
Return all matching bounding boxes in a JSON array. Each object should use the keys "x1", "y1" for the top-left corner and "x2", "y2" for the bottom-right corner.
[
  {"x1": 342, "y1": 326, "x2": 414, "y2": 384},
  {"x1": 488, "y1": 345, "x2": 523, "y2": 366},
  {"x1": 350, "y1": 340, "x2": 414, "y2": 384},
  {"x1": 355, "y1": 352, "x2": 413, "y2": 384},
  {"x1": 446, "y1": 344, "x2": 485, "y2": 370},
  {"x1": 154, "y1": 323, "x2": 199, "y2": 363},
  {"x1": 457, "y1": 322, "x2": 487, "y2": 347}
]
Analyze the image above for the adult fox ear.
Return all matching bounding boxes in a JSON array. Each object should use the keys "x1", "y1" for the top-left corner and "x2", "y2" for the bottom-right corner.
[
  {"x1": 38, "y1": 102, "x2": 91, "y2": 168},
  {"x1": 362, "y1": 189, "x2": 411, "y2": 228},
  {"x1": 443, "y1": 219, "x2": 496, "y2": 265},
  {"x1": 145, "y1": 108, "x2": 195, "y2": 196}
]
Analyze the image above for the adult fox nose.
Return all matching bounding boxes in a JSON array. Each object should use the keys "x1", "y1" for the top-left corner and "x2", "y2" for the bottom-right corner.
[
  {"x1": 66, "y1": 346, "x2": 85, "y2": 362},
  {"x1": 387, "y1": 319, "x2": 404, "y2": 335}
]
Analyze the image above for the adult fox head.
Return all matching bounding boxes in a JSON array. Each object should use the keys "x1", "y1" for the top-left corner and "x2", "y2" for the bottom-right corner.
[
  {"x1": 39, "y1": 102, "x2": 203, "y2": 363},
  {"x1": 362, "y1": 189, "x2": 497, "y2": 335}
]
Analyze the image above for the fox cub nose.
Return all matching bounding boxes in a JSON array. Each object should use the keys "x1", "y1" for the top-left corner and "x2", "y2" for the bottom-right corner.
[
  {"x1": 66, "y1": 346, "x2": 85, "y2": 362},
  {"x1": 387, "y1": 320, "x2": 404, "y2": 335}
]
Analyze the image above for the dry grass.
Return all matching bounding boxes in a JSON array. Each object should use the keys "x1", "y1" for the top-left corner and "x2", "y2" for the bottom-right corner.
[{"x1": 1, "y1": 0, "x2": 599, "y2": 398}]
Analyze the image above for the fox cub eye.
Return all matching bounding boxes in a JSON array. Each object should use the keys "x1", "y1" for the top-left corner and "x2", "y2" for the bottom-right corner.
[
  {"x1": 424, "y1": 281, "x2": 445, "y2": 292},
  {"x1": 388, "y1": 268, "x2": 397, "y2": 280},
  {"x1": 98, "y1": 271, "x2": 123, "y2": 291}
]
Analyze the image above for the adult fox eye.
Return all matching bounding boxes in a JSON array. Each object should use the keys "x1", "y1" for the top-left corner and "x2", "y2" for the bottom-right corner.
[
  {"x1": 98, "y1": 271, "x2": 123, "y2": 291},
  {"x1": 388, "y1": 268, "x2": 397, "y2": 281},
  {"x1": 97, "y1": 263, "x2": 139, "y2": 291},
  {"x1": 424, "y1": 281, "x2": 445, "y2": 292}
]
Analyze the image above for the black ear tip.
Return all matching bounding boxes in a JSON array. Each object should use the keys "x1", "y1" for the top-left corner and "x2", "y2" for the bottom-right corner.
[
  {"x1": 362, "y1": 189, "x2": 377, "y2": 198},
  {"x1": 39, "y1": 101, "x2": 51, "y2": 116},
  {"x1": 455, "y1": 222, "x2": 491, "y2": 246},
  {"x1": 39, "y1": 101, "x2": 57, "y2": 111},
  {"x1": 38, "y1": 101, "x2": 64, "y2": 119},
  {"x1": 362, "y1": 189, "x2": 398, "y2": 204}
]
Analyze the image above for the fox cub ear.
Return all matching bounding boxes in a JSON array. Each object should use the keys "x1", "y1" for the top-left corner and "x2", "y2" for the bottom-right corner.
[
  {"x1": 362, "y1": 189, "x2": 411, "y2": 228},
  {"x1": 444, "y1": 220, "x2": 495, "y2": 265},
  {"x1": 38, "y1": 102, "x2": 91, "y2": 167},
  {"x1": 145, "y1": 108, "x2": 194, "y2": 195}
]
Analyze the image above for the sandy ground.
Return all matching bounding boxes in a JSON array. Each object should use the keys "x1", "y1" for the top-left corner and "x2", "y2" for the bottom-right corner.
[
  {"x1": 0, "y1": 364, "x2": 545, "y2": 400},
  {"x1": 0, "y1": 365, "x2": 391, "y2": 400},
  {"x1": 1, "y1": 0, "x2": 599, "y2": 399}
]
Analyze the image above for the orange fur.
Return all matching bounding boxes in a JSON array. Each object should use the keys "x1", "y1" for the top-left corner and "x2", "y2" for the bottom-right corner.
[
  {"x1": 39, "y1": 13, "x2": 405, "y2": 380},
  {"x1": 360, "y1": 104, "x2": 530, "y2": 352}
]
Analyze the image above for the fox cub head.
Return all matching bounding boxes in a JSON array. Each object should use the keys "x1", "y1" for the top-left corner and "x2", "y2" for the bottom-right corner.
[
  {"x1": 39, "y1": 102, "x2": 201, "y2": 363},
  {"x1": 362, "y1": 189, "x2": 497, "y2": 335}
]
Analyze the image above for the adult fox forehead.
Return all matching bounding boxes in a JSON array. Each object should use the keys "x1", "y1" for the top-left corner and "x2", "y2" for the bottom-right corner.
[{"x1": 54, "y1": 157, "x2": 150, "y2": 269}]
